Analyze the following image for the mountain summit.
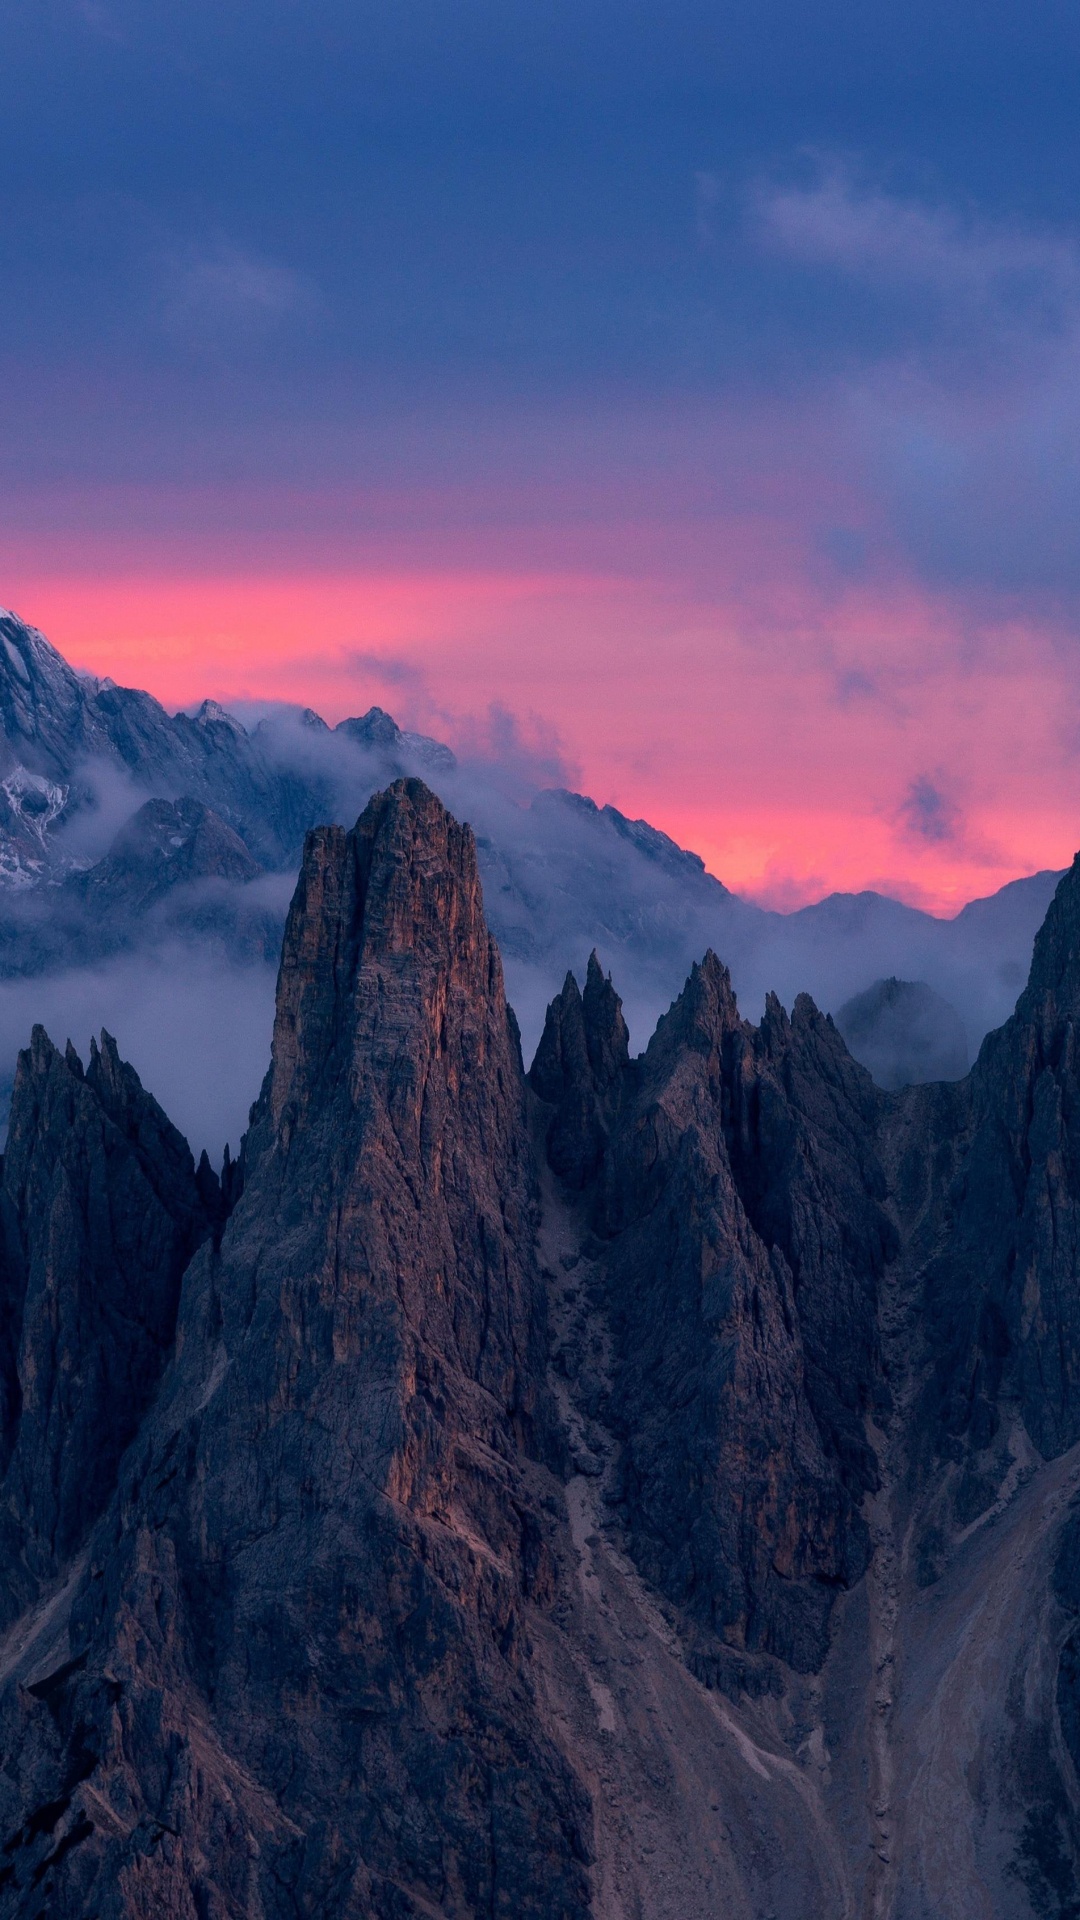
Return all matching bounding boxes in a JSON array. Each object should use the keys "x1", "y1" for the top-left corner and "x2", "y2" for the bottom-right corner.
[
  {"x1": 0, "y1": 780, "x2": 1077, "y2": 1915},
  {"x1": 0, "y1": 608, "x2": 1063, "y2": 1140}
]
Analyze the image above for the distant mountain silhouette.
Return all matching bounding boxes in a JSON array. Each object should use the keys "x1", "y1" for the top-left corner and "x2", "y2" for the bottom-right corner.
[
  {"x1": 0, "y1": 607, "x2": 1062, "y2": 1076},
  {"x1": 835, "y1": 975, "x2": 969, "y2": 1088}
]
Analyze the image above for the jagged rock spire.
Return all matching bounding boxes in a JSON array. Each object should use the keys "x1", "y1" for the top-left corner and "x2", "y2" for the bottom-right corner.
[
  {"x1": 0, "y1": 1026, "x2": 210, "y2": 1628},
  {"x1": 4, "y1": 789, "x2": 1080, "y2": 1913},
  {"x1": 582, "y1": 949, "x2": 630, "y2": 1084},
  {"x1": 529, "y1": 950, "x2": 628, "y2": 1187},
  {"x1": 0, "y1": 780, "x2": 588, "y2": 1917}
]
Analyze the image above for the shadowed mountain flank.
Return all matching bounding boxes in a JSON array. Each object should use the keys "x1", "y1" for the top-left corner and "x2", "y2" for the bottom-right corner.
[
  {"x1": 0, "y1": 780, "x2": 589, "y2": 1919},
  {"x1": 835, "y1": 974, "x2": 970, "y2": 1089},
  {"x1": 0, "y1": 785, "x2": 1079, "y2": 1915},
  {"x1": 528, "y1": 859, "x2": 1080, "y2": 1905},
  {"x1": 0, "y1": 1027, "x2": 212, "y2": 1632},
  {"x1": 532, "y1": 953, "x2": 888, "y2": 1674},
  {"x1": 71, "y1": 797, "x2": 262, "y2": 909},
  {"x1": 527, "y1": 950, "x2": 629, "y2": 1188}
]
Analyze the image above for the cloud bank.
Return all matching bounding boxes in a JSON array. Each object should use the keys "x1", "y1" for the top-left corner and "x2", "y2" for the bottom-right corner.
[{"x1": 0, "y1": 694, "x2": 1060, "y2": 1161}]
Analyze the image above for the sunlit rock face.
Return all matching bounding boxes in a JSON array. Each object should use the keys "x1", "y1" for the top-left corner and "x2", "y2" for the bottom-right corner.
[
  {"x1": 0, "y1": 780, "x2": 589, "y2": 1920},
  {"x1": 0, "y1": 782, "x2": 1079, "y2": 1917}
]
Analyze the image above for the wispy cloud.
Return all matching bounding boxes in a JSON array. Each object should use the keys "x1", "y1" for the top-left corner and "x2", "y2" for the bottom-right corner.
[
  {"x1": 745, "y1": 161, "x2": 1080, "y2": 597},
  {"x1": 897, "y1": 774, "x2": 963, "y2": 846},
  {"x1": 448, "y1": 703, "x2": 580, "y2": 792},
  {"x1": 891, "y1": 771, "x2": 1005, "y2": 872},
  {"x1": 344, "y1": 650, "x2": 430, "y2": 693},
  {"x1": 752, "y1": 163, "x2": 1080, "y2": 342},
  {"x1": 158, "y1": 240, "x2": 320, "y2": 340}
]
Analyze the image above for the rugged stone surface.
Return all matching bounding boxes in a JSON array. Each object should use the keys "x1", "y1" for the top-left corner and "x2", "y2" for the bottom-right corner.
[
  {"x1": 71, "y1": 798, "x2": 262, "y2": 910},
  {"x1": 0, "y1": 780, "x2": 589, "y2": 1918},
  {"x1": 527, "y1": 952, "x2": 628, "y2": 1187},
  {"x1": 0, "y1": 608, "x2": 453, "y2": 876},
  {"x1": 2, "y1": 783, "x2": 1080, "y2": 1916},
  {"x1": 528, "y1": 867, "x2": 1080, "y2": 1906},
  {"x1": 0, "y1": 1029, "x2": 211, "y2": 1632},
  {"x1": 543, "y1": 956, "x2": 884, "y2": 1673},
  {"x1": 902, "y1": 855, "x2": 1080, "y2": 1481}
]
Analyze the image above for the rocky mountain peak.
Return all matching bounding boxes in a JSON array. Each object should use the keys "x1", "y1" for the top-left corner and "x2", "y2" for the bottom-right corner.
[
  {"x1": 267, "y1": 775, "x2": 505, "y2": 1141},
  {"x1": 528, "y1": 954, "x2": 629, "y2": 1187},
  {"x1": 0, "y1": 611, "x2": 99, "y2": 780},
  {"x1": 642, "y1": 946, "x2": 744, "y2": 1080},
  {"x1": 528, "y1": 967, "x2": 591, "y2": 1104},
  {"x1": 1010, "y1": 847, "x2": 1080, "y2": 1039},
  {"x1": 2, "y1": 784, "x2": 1080, "y2": 1914},
  {"x1": 0, "y1": 776, "x2": 589, "y2": 1916},
  {"x1": 0, "y1": 1025, "x2": 211, "y2": 1628},
  {"x1": 189, "y1": 697, "x2": 245, "y2": 734},
  {"x1": 334, "y1": 705, "x2": 458, "y2": 772},
  {"x1": 914, "y1": 849, "x2": 1080, "y2": 1471},
  {"x1": 74, "y1": 796, "x2": 262, "y2": 910},
  {"x1": 334, "y1": 703, "x2": 401, "y2": 748},
  {"x1": 581, "y1": 949, "x2": 629, "y2": 1084},
  {"x1": 834, "y1": 975, "x2": 970, "y2": 1088}
]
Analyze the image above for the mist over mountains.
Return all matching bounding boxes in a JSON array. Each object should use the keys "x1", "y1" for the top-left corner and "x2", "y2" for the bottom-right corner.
[
  {"x1": 0, "y1": 606, "x2": 1062, "y2": 1152},
  {"x1": 2, "y1": 774, "x2": 1080, "y2": 1914}
]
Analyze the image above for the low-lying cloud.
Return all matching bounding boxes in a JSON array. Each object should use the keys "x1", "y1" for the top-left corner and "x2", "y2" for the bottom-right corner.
[
  {"x1": 0, "y1": 945, "x2": 278, "y2": 1163},
  {"x1": 0, "y1": 697, "x2": 1062, "y2": 1160}
]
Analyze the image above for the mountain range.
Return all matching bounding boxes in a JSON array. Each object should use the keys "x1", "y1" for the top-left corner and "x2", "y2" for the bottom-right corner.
[
  {"x1": 0, "y1": 773, "x2": 1077, "y2": 1916},
  {"x1": 0, "y1": 607, "x2": 1063, "y2": 1154}
]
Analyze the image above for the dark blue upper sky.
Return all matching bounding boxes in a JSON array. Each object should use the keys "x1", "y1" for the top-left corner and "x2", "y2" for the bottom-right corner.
[
  {"x1": 3, "y1": 2, "x2": 1080, "y2": 912},
  {"x1": 2, "y1": 3, "x2": 1077, "y2": 449}
]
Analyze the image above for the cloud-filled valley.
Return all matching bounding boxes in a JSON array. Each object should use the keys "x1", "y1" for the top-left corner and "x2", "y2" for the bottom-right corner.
[{"x1": 0, "y1": 609, "x2": 1061, "y2": 1158}]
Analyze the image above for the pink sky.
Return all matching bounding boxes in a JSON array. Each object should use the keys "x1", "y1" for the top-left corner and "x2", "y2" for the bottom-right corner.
[
  {"x1": 5, "y1": 553, "x2": 1077, "y2": 913},
  {"x1": 2, "y1": 25, "x2": 1079, "y2": 921}
]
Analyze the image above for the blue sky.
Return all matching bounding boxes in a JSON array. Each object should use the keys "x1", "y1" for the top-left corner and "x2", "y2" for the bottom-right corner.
[{"x1": 2, "y1": 1, "x2": 1080, "y2": 907}]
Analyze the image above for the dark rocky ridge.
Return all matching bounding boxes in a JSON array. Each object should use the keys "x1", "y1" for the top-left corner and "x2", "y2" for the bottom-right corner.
[
  {"x1": 526, "y1": 952, "x2": 629, "y2": 1188},
  {"x1": 0, "y1": 1029, "x2": 214, "y2": 1633},
  {"x1": 72, "y1": 797, "x2": 262, "y2": 909},
  {"x1": 0, "y1": 780, "x2": 1078, "y2": 1914},
  {"x1": 0, "y1": 611, "x2": 455, "y2": 877}
]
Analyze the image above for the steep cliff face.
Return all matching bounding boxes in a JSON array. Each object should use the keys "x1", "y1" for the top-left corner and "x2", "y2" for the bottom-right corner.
[
  {"x1": 3, "y1": 783, "x2": 1080, "y2": 1918},
  {"x1": 527, "y1": 951, "x2": 628, "y2": 1187},
  {"x1": 913, "y1": 853, "x2": 1080, "y2": 1470},
  {"x1": 0, "y1": 780, "x2": 588, "y2": 1919},
  {"x1": 533, "y1": 954, "x2": 882, "y2": 1672},
  {"x1": 529, "y1": 875, "x2": 1080, "y2": 1909},
  {"x1": 0, "y1": 1028, "x2": 210, "y2": 1631}
]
